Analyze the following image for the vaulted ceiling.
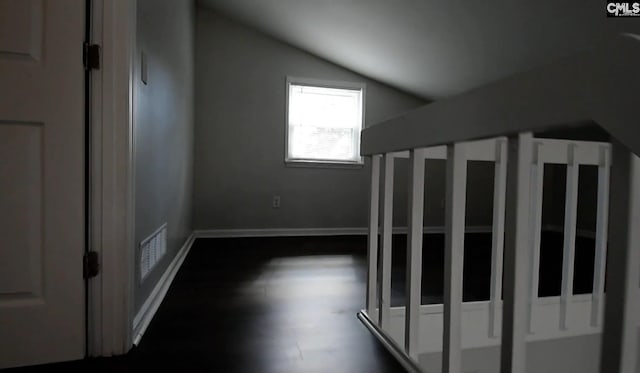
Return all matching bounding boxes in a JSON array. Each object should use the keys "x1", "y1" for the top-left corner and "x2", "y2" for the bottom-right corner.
[{"x1": 198, "y1": 0, "x2": 639, "y2": 100}]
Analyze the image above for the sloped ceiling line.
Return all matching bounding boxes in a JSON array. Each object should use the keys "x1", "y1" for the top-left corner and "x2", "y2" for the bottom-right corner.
[{"x1": 198, "y1": 0, "x2": 638, "y2": 101}]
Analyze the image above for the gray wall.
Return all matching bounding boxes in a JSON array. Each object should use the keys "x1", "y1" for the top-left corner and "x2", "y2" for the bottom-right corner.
[
  {"x1": 193, "y1": 9, "x2": 492, "y2": 230},
  {"x1": 194, "y1": 9, "x2": 425, "y2": 230},
  {"x1": 134, "y1": 0, "x2": 195, "y2": 312}
]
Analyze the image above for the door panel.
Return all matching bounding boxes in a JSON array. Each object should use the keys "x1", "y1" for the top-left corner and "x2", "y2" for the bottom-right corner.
[
  {"x1": 0, "y1": 0, "x2": 42, "y2": 61},
  {"x1": 0, "y1": 0, "x2": 85, "y2": 368},
  {"x1": 0, "y1": 123, "x2": 44, "y2": 301}
]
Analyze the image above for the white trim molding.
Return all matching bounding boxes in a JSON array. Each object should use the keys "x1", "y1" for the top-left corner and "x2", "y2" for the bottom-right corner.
[
  {"x1": 132, "y1": 233, "x2": 196, "y2": 346},
  {"x1": 285, "y1": 76, "x2": 366, "y2": 167},
  {"x1": 88, "y1": 0, "x2": 136, "y2": 358},
  {"x1": 194, "y1": 225, "x2": 493, "y2": 239}
]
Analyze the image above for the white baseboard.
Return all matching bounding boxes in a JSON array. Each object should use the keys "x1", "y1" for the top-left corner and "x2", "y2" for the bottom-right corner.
[
  {"x1": 194, "y1": 225, "x2": 597, "y2": 240},
  {"x1": 132, "y1": 232, "x2": 196, "y2": 346},
  {"x1": 194, "y1": 225, "x2": 493, "y2": 238}
]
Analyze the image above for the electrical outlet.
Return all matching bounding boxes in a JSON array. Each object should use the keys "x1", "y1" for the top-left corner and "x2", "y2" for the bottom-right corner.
[{"x1": 272, "y1": 196, "x2": 281, "y2": 209}]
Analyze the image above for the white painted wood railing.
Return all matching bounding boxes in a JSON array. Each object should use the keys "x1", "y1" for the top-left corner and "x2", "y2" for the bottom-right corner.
[
  {"x1": 357, "y1": 34, "x2": 640, "y2": 373},
  {"x1": 360, "y1": 135, "x2": 611, "y2": 372}
]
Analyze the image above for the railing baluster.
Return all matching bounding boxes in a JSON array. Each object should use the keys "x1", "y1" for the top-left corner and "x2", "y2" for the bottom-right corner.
[
  {"x1": 560, "y1": 144, "x2": 579, "y2": 330},
  {"x1": 600, "y1": 142, "x2": 640, "y2": 373},
  {"x1": 528, "y1": 142, "x2": 544, "y2": 334},
  {"x1": 405, "y1": 149, "x2": 426, "y2": 359},
  {"x1": 378, "y1": 153, "x2": 395, "y2": 329},
  {"x1": 489, "y1": 139, "x2": 507, "y2": 339},
  {"x1": 443, "y1": 143, "x2": 467, "y2": 373},
  {"x1": 501, "y1": 133, "x2": 533, "y2": 373},
  {"x1": 590, "y1": 146, "x2": 610, "y2": 327},
  {"x1": 367, "y1": 155, "x2": 381, "y2": 317}
]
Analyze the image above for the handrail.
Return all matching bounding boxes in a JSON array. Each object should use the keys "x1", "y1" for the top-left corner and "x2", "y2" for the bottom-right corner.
[{"x1": 360, "y1": 34, "x2": 640, "y2": 157}]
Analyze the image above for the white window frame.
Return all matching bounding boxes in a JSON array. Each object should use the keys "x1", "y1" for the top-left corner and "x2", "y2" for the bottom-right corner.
[{"x1": 285, "y1": 76, "x2": 366, "y2": 168}]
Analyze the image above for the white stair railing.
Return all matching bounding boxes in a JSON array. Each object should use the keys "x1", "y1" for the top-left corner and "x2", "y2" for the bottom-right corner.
[
  {"x1": 591, "y1": 145, "x2": 610, "y2": 328},
  {"x1": 501, "y1": 133, "x2": 534, "y2": 373},
  {"x1": 366, "y1": 155, "x2": 381, "y2": 318},
  {"x1": 379, "y1": 153, "x2": 395, "y2": 330},
  {"x1": 527, "y1": 140, "x2": 544, "y2": 334},
  {"x1": 359, "y1": 134, "x2": 628, "y2": 373},
  {"x1": 443, "y1": 142, "x2": 467, "y2": 373},
  {"x1": 405, "y1": 148, "x2": 426, "y2": 359},
  {"x1": 489, "y1": 138, "x2": 507, "y2": 339},
  {"x1": 357, "y1": 34, "x2": 640, "y2": 373},
  {"x1": 600, "y1": 141, "x2": 640, "y2": 373}
]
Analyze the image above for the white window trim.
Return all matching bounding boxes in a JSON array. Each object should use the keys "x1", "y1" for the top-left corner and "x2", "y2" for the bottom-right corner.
[{"x1": 285, "y1": 76, "x2": 366, "y2": 168}]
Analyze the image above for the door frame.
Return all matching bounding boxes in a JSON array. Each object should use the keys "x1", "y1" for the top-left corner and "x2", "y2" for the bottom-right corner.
[{"x1": 87, "y1": 0, "x2": 137, "y2": 357}]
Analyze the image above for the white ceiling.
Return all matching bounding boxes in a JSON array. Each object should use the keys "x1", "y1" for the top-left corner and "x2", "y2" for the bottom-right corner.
[{"x1": 198, "y1": 0, "x2": 638, "y2": 100}]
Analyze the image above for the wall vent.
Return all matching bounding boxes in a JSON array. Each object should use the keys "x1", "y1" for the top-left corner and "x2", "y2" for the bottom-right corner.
[{"x1": 140, "y1": 223, "x2": 167, "y2": 281}]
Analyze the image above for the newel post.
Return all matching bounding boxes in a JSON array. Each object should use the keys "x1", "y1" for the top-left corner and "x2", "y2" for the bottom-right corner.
[
  {"x1": 599, "y1": 140, "x2": 640, "y2": 373},
  {"x1": 500, "y1": 133, "x2": 533, "y2": 373}
]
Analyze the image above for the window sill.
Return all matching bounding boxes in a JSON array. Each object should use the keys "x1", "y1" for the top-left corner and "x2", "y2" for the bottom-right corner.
[{"x1": 285, "y1": 160, "x2": 365, "y2": 169}]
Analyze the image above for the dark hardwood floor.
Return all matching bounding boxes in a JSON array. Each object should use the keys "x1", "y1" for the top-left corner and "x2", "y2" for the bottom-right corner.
[
  {"x1": 6, "y1": 236, "x2": 406, "y2": 373},
  {"x1": 5, "y1": 232, "x2": 596, "y2": 372}
]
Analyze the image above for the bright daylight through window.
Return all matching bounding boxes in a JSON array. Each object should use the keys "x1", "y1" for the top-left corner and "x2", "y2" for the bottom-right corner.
[{"x1": 286, "y1": 78, "x2": 364, "y2": 165}]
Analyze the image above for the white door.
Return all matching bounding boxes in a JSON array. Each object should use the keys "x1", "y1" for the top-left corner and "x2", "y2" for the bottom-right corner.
[{"x1": 0, "y1": 0, "x2": 85, "y2": 368}]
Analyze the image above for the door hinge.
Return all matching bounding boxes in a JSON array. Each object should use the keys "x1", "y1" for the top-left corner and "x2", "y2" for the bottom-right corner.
[
  {"x1": 83, "y1": 251, "x2": 100, "y2": 279},
  {"x1": 83, "y1": 43, "x2": 101, "y2": 70}
]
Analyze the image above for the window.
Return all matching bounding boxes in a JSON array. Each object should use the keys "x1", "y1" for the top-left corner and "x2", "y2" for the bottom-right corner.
[{"x1": 286, "y1": 77, "x2": 365, "y2": 166}]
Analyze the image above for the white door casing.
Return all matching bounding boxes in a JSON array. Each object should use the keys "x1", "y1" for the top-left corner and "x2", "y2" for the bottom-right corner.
[
  {"x1": 0, "y1": 0, "x2": 85, "y2": 368},
  {"x1": 87, "y1": 0, "x2": 136, "y2": 357}
]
